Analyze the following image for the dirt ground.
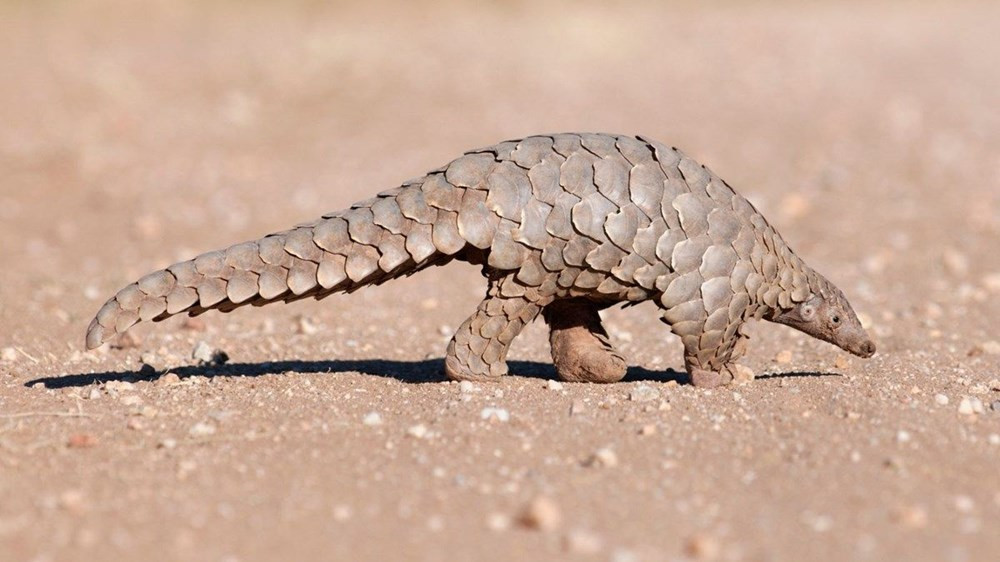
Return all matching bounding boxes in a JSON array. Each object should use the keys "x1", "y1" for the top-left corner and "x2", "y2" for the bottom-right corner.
[{"x1": 1, "y1": 1, "x2": 999, "y2": 560}]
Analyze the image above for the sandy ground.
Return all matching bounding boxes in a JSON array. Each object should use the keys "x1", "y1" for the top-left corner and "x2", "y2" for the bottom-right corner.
[{"x1": 1, "y1": 1, "x2": 999, "y2": 560}]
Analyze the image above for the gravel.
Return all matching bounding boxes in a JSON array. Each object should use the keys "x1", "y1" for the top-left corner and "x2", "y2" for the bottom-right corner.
[
  {"x1": 188, "y1": 422, "x2": 217, "y2": 437},
  {"x1": 585, "y1": 447, "x2": 619, "y2": 468},
  {"x1": 406, "y1": 424, "x2": 429, "y2": 439},
  {"x1": 628, "y1": 384, "x2": 660, "y2": 402},
  {"x1": 192, "y1": 341, "x2": 228, "y2": 365},
  {"x1": 519, "y1": 496, "x2": 562, "y2": 531},
  {"x1": 3, "y1": 2, "x2": 998, "y2": 560},
  {"x1": 958, "y1": 397, "x2": 985, "y2": 415},
  {"x1": 480, "y1": 407, "x2": 510, "y2": 422},
  {"x1": 980, "y1": 341, "x2": 1000, "y2": 355}
]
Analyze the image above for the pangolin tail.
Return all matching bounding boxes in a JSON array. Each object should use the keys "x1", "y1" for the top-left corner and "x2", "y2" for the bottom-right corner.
[{"x1": 85, "y1": 180, "x2": 469, "y2": 350}]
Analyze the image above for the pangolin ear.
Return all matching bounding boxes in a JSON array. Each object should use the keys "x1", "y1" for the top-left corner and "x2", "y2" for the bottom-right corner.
[{"x1": 799, "y1": 300, "x2": 818, "y2": 321}]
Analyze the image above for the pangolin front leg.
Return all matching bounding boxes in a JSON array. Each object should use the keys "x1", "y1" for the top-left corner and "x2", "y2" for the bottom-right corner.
[
  {"x1": 664, "y1": 306, "x2": 749, "y2": 388},
  {"x1": 444, "y1": 275, "x2": 549, "y2": 382},
  {"x1": 543, "y1": 299, "x2": 627, "y2": 383}
]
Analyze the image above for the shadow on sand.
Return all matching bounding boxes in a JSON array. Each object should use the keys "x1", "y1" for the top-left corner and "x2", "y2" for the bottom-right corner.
[
  {"x1": 26, "y1": 358, "x2": 686, "y2": 388},
  {"x1": 27, "y1": 357, "x2": 841, "y2": 389}
]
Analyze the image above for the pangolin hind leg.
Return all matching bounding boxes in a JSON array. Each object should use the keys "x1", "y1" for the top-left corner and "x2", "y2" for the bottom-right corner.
[
  {"x1": 444, "y1": 275, "x2": 547, "y2": 382},
  {"x1": 543, "y1": 299, "x2": 628, "y2": 383}
]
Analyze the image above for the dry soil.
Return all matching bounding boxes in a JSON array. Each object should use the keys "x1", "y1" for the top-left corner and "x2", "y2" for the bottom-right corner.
[{"x1": 1, "y1": 1, "x2": 999, "y2": 561}]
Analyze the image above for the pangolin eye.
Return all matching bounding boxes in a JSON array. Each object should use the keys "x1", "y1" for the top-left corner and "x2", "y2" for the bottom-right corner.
[{"x1": 832, "y1": 315, "x2": 841, "y2": 324}]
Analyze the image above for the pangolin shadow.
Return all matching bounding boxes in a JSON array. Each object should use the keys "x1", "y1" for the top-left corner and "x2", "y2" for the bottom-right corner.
[{"x1": 27, "y1": 359, "x2": 692, "y2": 389}]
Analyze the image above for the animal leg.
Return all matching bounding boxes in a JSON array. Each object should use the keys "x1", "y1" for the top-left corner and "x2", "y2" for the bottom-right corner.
[
  {"x1": 543, "y1": 299, "x2": 627, "y2": 383},
  {"x1": 667, "y1": 313, "x2": 748, "y2": 389},
  {"x1": 444, "y1": 277, "x2": 544, "y2": 382}
]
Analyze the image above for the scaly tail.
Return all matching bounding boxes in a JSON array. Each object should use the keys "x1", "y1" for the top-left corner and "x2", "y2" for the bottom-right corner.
[{"x1": 84, "y1": 171, "x2": 488, "y2": 349}]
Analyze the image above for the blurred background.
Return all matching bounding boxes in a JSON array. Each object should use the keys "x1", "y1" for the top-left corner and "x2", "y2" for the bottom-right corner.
[
  {"x1": 1, "y1": 1, "x2": 999, "y2": 560},
  {"x1": 2, "y1": 0, "x2": 998, "y2": 303}
]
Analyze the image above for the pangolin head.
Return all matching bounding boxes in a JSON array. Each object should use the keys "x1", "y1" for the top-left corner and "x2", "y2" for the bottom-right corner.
[{"x1": 770, "y1": 278, "x2": 876, "y2": 359}]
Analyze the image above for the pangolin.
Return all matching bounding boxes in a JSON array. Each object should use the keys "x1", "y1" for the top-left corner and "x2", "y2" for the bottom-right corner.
[{"x1": 85, "y1": 133, "x2": 875, "y2": 388}]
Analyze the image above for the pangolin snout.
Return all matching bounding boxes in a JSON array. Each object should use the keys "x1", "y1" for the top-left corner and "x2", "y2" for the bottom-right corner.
[{"x1": 853, "y1": 339, "x2": 876, "y2": 358}]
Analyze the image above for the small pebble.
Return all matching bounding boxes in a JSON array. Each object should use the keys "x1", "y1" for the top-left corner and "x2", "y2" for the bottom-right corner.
[
  {"x1": 58, "y1": 490, "x2": 87, "y2": 514},
  {"x1": 481, "y1": 407, "x2": 510, "y2": 422},
  {"x1": 610, "y1": 548, "x2": 639, "y2": 562},
  {"x1": 546, "y1": 380, "x2": 564, "y2": 391},
  {"x1": 732, "y1": 364, "x2": 755, "y2": 383},
  {"x1": 487, "y1": 512, "x2": 511, "y2": 532},
  {"x1": 0, "y1": 347, "x2": 18, "y2": 362},
  {"x1": 896, "y1": 430, "x2": 911, "y2": 443},
  {"x1": 295, "y1": 316, "x2": 319, "y2": 335},
  {"x1": 629, "y1": 384, "x2": 660, "y2": 402},
  {"x1": 570, "y1": 400, "x2": 586, "y2": 416},
  {"x1": 105, "y1": 380, "x2": 134, "y2": 392},
  {"x1": 207, "y1": 410, "x2": 235, "y2": 423},
  {"x1": 991, "y1": 401, "x2": 1000, "y2": 413},
  {"x1": 970, "y1": 384, "x2": 988, "y2": 395},
  {"x1": 158, "y1": 438, "x2": 177, "y2": 449},
  {"x1": 83, "y1": 285, "x2": 101, "y2": 300},
  {"x1": 639, "y1": 424, "x2": 657, "y2": 436},
  {"x1": 983, "y1": 272, "x2": 1000, "y2": 293},
  {"x1": 981, "y1": 341, "x2": 1000, "y2": 355},
  {"x1": 934, "y1": 394, "x2": 949, "y2": 406},
  {"x1": 459, "y1": 380, "x2": 478, "y2": 393},
  {"x1": 942, "y1": 248, "x2": 969, "y2": 276},
  {"x1": 192, "y1": 341, "x2": 228, "y2": 365},
  {"x1": 585, "y1": 447, "x2": 619, "y2": 468},
  {"x1": 156, "y1": 372, "x2": 181, "y2": 386},
  {"x1": 362, "y1": 412, "x2": 383, "y2": 426},
  {"x1": 406, "y1": 424, "x2": 429, "y2": 439},
  {"x1": 67, "y1": 433, "x2": 98, "y2": 448},
  {"x1": 954, "y1": 495, "x2": 975, "y2": 513},
  {"x1": 176, "y1": 459, "x2": 198, "y2": 480},
  {"x1": 684, "y1": 533, "x2": 720, "y2": 560},
  {"x1": 332, "y1": 505, "x2": 352, "y2": 522},
  {"x1": 87, "y1": 388, "x2": 101, "y2": 400},
  {"x1": 139, "y1": 351, "x2": 163, "y2": 371},
  {"x1": 775, "y1": 350, "x2": 793, "y2": 364},
  {"x1": 563, "y1": 529, "x2": 603, "y2": 554},
  {"x1": 958, "y1": 396, "x2": 984, "y2": 415},
  {"x1": 519, "y1": 496, "x2": 561, "y2": 531},
  {"x1": 893, "y1": 505, "x2": 928, "y2": 529},
  {"x1": 188, "y1": 422, "x2": 216, "y2": 437}
]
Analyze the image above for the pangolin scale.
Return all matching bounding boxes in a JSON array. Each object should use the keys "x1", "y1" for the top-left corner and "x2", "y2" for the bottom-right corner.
[{"x1": 86, "y1": 133, "x2": 875, "y2": 387}]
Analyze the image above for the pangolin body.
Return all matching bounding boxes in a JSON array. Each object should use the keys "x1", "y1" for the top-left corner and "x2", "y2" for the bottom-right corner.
[{"x1": 86, "y1": 133, "x2": 875, "y2": 387}]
